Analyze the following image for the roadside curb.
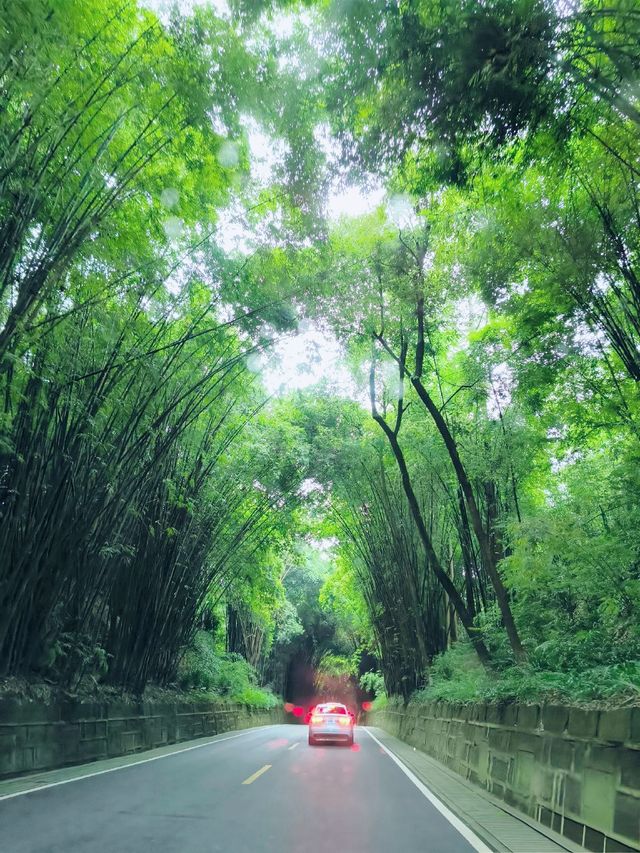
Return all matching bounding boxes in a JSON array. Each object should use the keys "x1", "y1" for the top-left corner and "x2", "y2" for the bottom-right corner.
[{"x1": 366, "y1": 726, "x2": 584, "y2": 853}]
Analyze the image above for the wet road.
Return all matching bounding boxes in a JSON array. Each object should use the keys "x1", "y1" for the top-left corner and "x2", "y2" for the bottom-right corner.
[{"x1": 0, "y1": 724, "x2": 485, "y2": 853}]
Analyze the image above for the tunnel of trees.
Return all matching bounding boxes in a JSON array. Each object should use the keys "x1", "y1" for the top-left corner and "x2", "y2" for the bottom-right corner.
[{"x1": 1, "y1": 0, "x2": 639, "y2": 708}]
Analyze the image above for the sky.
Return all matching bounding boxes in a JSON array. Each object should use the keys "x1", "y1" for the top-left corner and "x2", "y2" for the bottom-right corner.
[{"x1": 257, "y1": 325, "x2": 357, "y2": 397}]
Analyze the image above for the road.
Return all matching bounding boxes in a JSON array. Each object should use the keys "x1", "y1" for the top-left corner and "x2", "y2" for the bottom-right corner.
[{"x1": 0, "y1": 724, "x2": 485, "y2": 853}]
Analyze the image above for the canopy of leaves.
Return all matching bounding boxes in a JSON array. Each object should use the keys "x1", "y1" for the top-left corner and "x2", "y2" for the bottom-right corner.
[{"x1": 3, "y1": 0, "x2": 640, "y2": 709}]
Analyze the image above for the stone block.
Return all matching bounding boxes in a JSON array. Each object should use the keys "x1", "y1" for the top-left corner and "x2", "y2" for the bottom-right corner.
[
  {"x1": 565, "y1": 775, "x2": 582, "y2": 816},
  {"x1": 488, "y1": 728, "x2": 510, "y2": 751},
  {"x1": 456, "y1": 737, "x2": 468, "y2": 759},
  {"x1": 106, "y1": 732, "x2": 124, "y2": 755},
  {"x1": 3, "y1": 702, "x2": 59, "y2": 724},
  {"x1": 0, "y1": 733, "x2": 18, "y2": 776},
  {"x1": 604, "y1": 838, "x2": 637, "y2": 852},
  {"x1": 13, "y1": 724, "x2": 30, "y2": 747},
  {"x1": 620, "y1": 749, "x2": 640, "y2": 789},
  {"x1": 461, "y1": 722, "x2": 476, "y2": 743},
  {"x1": 504, "y1": 787, "x2": 524, "y2": 809},
  {"x1": 551, "y1": 738, "x2": 574, "y2": 771},
  {"x1": 562, "y1": 816, "x2": 584, "y2": 846},
  {"x1": 468, "y1": 744, "x2": 480, "y2": 767},
  {"x1": 502, "y1": 704, "x2": 518, "y2": 727},
  {"x1": 469, "y1": 704, "x2": 487, "y2": 723},
  {"x1": 574, "y1": 742, "x2": 587, "y2": 773},
  {"x1": 512, "y1": 731, "x2": 543, "y2": 758},
  {"x1": 477, "y1": 741, "x2": 489, "y2": 779},
  {"x1": 34, "y1": 744, "x2": 61, "y2": 770},
  {"x1": 613, "y1": 792, "x2": 640, "y2": 843},
  {"x1": 587, "y1": 745, "x2": 621, "y2": 772},
  {"x1": 583, "y1": 826, "x2": 605, "y2": 852},
  {"x1": 517, "y1": 704, "x2": 539, "y2": 731},
  {"x1": 0, "y1": 700, "x2": 23, "y2": 724},
  {"x1": 514, "y1": 750, "x2": 535, "y2": 795},
  {"x1": 19, "y1": 746, "x2": 35, "y2": 770},
  {"x1": 583, "y1": 768, "x2": 615, "y2": 832},
  {"x1": 535, "y1": 768, "x2": 555, "y2": 804},
  {"x1": 26, "y1": 724, "x2": 54, "y2": 745},
  {"x1": 630, "y1": 709, "x2": 640, "y2": 746},
  {"x1": 60, "y1": 702, "x2": 104, "y2": 723},
  {"x1": 568, "y1": 708, "x2": 599, "y2": 739},
  {"x1": 59, "y1": 722, "x2": 81, "y2": 746},
  {"x1": 485, "y1": 705, "x2": 502, "y2": 725},
  {"x1": 106, "y1": 702, "x2": 139, "y2": 720},
  {"x1": 78, "y1": 738, "x2": 107, "y2": 761},
  {"x1": 554, "y1": 772, "x2": 567, "y2": 811},
  {"x1": 542, "y1": 705, "x2": 569, "y2": 735},
  {"x1": 491, "y1": 755, "x2": 510, "y2": 783},
  {"x1": 599, "y1": 710, "x2": 632, "y2": 744},
  {"x1": 0, "y1": 730, "x2": 17, "y2": 752},
  {"x1": 539, "y1": 805, "x2": 553, "y2": 827},
  {"x1": 107, "y1": 718, "x2": 130, "y2": 735},
  {"x1": 490, "y1": 779, "x2": 506, "y2": 798},
  {"x1": 468, "y1": 769, "x2": 483, "y2": 787},
  {"x1": 474, "y1": 725, "x2": 489, "y2": 744}
]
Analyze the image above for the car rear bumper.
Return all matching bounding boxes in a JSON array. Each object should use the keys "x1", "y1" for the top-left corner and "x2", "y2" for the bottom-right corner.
[{"x1": 309, "y1": 727, "x2": 354, "y2": 741}]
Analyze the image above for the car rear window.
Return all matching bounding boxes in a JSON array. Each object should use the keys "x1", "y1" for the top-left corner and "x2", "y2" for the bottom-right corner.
[{"x1": 318, "y1": 704, "x2": 347, "y2": 714}]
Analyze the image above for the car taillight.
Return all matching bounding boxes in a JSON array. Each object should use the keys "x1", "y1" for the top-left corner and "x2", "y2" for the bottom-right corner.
[
  {"x1": 338, "y1": 716, "x2": 351, "y2": 726},
  {"x1": 310, "y1": 714, "x2": 324, "y2": 725}
]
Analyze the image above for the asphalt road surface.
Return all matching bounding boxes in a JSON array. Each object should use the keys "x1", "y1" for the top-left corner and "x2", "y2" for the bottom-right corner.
[{"x1": 0, "y1": 724, "x2": 484, "y2": 853}]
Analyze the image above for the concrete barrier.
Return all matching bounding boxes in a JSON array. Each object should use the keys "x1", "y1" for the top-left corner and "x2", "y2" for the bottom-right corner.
[
  {"x1": 0, "y1": 698, "x2": 284, "y2": 779},
  {"x1": 368, "y1": 701, "x2": 640, "y2": 852}
]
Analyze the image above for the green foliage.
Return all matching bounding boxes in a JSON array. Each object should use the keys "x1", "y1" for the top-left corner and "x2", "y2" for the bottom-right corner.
[
  {"x1": 413, "y1": 642, "x2": 640, "y2": 705},
  {"x1": 178, "y1": 632, "x2": 279, "y2": 707},
  {"x1": 317, "y1": 652, "x2": 358, "y2": 679},
  {"x1": 359, "y1": 671, "x2": 385, "y2": 698},
  {"x1": 4, "y1": 0, "x2": 640, "y2": 711}
]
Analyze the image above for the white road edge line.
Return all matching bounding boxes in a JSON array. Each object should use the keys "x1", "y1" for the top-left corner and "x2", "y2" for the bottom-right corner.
[
  {"x1": 364, "y1": 728, "x2": 492, "y2": 853},
  {"x1": 287, "y1": 742, "x2": 299, "y2": 750},
  {"x1": 0, "y1": 726, "x2": 276, "y2": 802}
]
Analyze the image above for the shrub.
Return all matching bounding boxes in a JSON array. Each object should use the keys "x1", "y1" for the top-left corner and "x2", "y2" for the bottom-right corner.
[
  {"x1": 410, "y1": 639, "x2": 640, "y2": 705},
  {"x1": 178, "y1": 631, "x2": 279, "y2": 707},
  {"x1": 359, "y1": 670, "x2": 385, "y2": 697}
]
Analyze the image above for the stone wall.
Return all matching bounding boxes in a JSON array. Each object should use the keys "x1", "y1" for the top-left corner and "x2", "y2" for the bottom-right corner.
[
  {"x1": 0, "y1": 699, "x2": 284, "y2": 779},
  {"x1": 369, "y1": 702, "x2": 639, "y2": 853}
]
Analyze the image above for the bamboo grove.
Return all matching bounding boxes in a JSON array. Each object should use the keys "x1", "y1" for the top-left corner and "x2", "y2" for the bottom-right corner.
[
  {"x1": 3, "y1": 0, "x2": 640, "y2": 705},
  {"x1": 0, "y1": 0, "x2": 300, "y2": 692},
  {"x1": 249, "y1": 0, "x2": 640, "y2": 702}
]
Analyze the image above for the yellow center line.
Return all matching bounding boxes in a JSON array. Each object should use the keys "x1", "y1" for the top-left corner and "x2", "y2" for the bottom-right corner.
[
  {"x1": 242, "y1": 764, "x2": 272, "y2": 785},
  {"x1": 288, "y1": 742, "x2": 299, "y2": 750}
]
